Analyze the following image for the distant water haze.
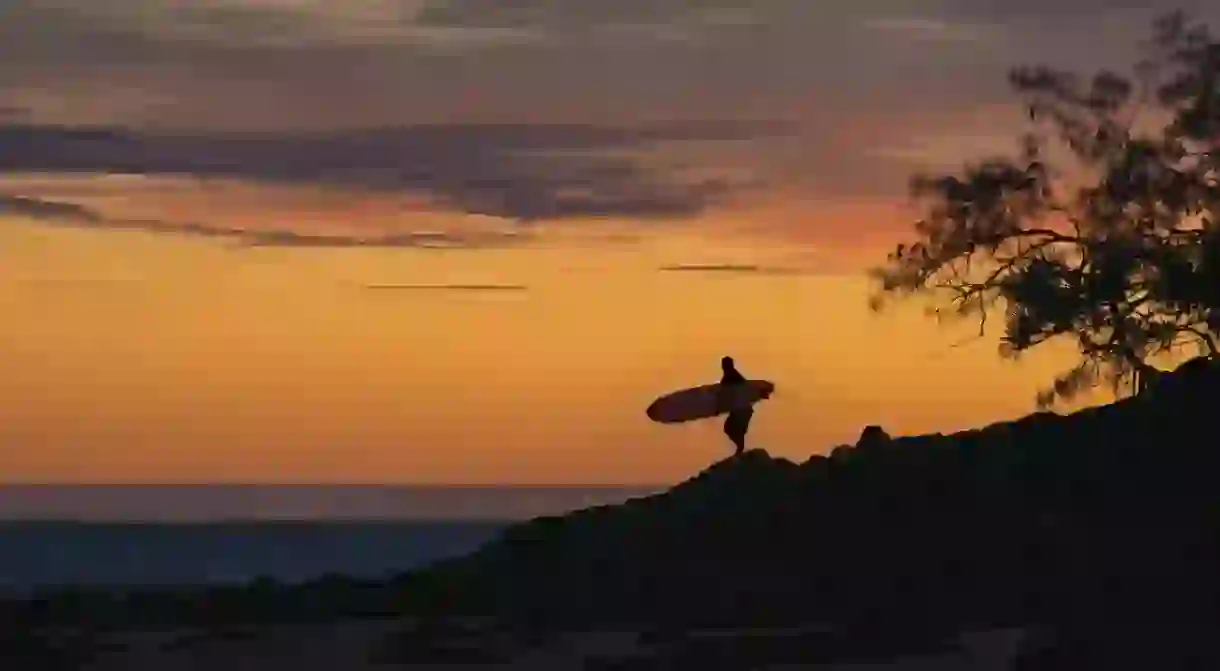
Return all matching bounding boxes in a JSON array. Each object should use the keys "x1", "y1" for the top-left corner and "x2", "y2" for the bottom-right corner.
[{"x1": 0, "y1": 485, "x2": 662, "y2": 522}]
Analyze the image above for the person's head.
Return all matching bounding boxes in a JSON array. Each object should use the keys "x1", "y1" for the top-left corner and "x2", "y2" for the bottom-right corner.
[{"x1": 721, "y1": 356, "x2": 734, "y2": 371}]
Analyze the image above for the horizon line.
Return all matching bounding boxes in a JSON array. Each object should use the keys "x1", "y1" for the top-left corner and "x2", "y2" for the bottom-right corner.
[{"x1": 0, "y1": 483, "x2": 669, "y2": 489}]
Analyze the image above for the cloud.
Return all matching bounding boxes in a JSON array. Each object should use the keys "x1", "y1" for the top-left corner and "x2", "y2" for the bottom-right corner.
[
  {"x1": 413, "y1": 0, "x2": 773, "y2": 30},
  {"x1": 0, "y1": 194, "x2": 104, "y2": 222},
  {"x1": 239, "y1": 229, "x2": 530, "y2": 249},
  {"x1": 917, "y1": 0, "x2": 1218, "y2": 24},
  {"x1": 410, "y1": 2, "x2": 782, "y2": 46},
  {"x1": 8, "y1": 0, "x2": 1215, "y2": 211},
  {"x1": 14, "y1": 1, "x2": 544, "y2": 50},
  {"x1": 860, "y1": 17, "x2": 1003, "y2": 44},
  {"x1": 0, "y1": 121, "x2": 790, "y2": 222},
  {"x1": 0, "y1": 191, "x2": 533, "y2": 249},
  {"x1": 0, "y1": 0, "x2": 1014, "y2": 137},
  {"x1": 0, "y1": 105, "x2": 30, "y2": 120},
  {"x1": 657, "y1": 263, "x2": 812, "y2": 275},
  {"x1": 87, "y1": 221, "x2": 527, "y2": 250},
  {"x1": 173, "y1": 4, "x2": 547, "y2": 49},
  {"x1": 361, "y1": 283, "x2": 529, "y2": 291},
  {"x1": 864, "y1": 131, "x2": 1020, "y2": 168},
  {"x1": 10, "y1": 277, "x2": 144, "y2": 288}
]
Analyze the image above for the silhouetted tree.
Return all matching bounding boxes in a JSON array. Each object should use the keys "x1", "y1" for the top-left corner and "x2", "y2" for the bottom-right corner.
[{"x1": 871, "y1": 11, "x2": 1220, "y2": 406}]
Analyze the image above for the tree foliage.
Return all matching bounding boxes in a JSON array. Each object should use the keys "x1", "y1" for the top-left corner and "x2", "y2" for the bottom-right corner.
[{"x1": 871, "y1": 11, "x2": 1220, "y2": 407}]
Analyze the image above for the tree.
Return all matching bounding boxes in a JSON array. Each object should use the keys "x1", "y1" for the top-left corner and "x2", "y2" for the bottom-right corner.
[{"x1": 871, "y1": 10, "x2": 1220, "y2": 407}]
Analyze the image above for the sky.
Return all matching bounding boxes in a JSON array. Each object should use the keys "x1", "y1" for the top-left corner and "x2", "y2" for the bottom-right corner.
[{"x1": 1, "y1": 1, "x2": 1216, "y2": 486}]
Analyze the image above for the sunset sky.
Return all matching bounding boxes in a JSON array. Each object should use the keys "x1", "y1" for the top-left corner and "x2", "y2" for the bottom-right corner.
[{"x1": 2, "y1": 1, "x2": 1216, "y2": 485}]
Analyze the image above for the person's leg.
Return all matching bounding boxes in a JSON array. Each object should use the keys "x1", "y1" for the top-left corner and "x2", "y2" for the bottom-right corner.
[
  {"x1": 735, "y1": 408, "x2": 753, "y2": 454},
  {"x1": 731, "y1": 433, "x2": 745, "y2": 455},
  {"x1": 723, "y1": 413, "x2": 740, "y2": 454},
  {"x1": 724, "y1": 409, "x2": 752, "y2": 455}
]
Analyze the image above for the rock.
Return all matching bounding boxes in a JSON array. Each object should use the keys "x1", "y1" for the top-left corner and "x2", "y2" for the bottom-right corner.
[{"x1": 856, "y1": 425, "x2": 892, "y2": 450}]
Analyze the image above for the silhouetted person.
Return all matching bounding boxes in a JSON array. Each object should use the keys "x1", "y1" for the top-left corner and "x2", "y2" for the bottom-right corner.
[{"x1": 718, "y1": 356, "x2": 752, "y2": 456}]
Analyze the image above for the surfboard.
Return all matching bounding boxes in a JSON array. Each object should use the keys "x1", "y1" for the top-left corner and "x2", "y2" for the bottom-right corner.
[{"x1": 646, "y1": 380, "x2": 774, "y2": 424}]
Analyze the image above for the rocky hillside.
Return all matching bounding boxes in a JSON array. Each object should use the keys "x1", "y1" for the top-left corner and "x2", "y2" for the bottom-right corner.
[{"x1": 402, "y1": 356, "x2": 1220, "y2": 637}]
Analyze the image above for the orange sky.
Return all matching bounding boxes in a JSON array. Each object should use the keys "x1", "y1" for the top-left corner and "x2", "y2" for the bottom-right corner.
[
  {"x1": 0, "y1": 1, "x2": 1204, "y2": 485},
  {"x1": 0, "y1": 180, "x2": 1098, "y2": 484}
]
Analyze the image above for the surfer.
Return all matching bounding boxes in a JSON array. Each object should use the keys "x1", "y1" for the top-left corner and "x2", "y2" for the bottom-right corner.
[{"x1": 719, "y1": 356, "x2": 753, "y2": 456}]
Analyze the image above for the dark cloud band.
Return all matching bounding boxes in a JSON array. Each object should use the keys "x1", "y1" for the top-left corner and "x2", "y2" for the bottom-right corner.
[
  {"x1": 0, "y1": 121, "x2": 790, "y2": 222},
  {"x1": 0, "y1": 192, "x2": 532, "y2": 249},
  {"x1": 657, "y1": 263, "x2": 812, "y2": 275}
]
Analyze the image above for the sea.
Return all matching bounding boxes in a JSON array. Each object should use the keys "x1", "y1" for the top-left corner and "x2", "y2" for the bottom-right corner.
[{"x1": 0, "y1": 485, "x2": 660, "y2": 594}]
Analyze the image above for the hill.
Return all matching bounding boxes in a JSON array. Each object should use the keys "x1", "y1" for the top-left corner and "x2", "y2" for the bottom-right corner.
[{"x1": 401, "y1": 357, "x2": 1220, "y2": 636}]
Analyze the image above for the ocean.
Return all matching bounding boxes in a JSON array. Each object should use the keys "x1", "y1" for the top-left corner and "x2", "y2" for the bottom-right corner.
[{"x1": 0, "y1": 485, "x2": 659, "y2": 593}]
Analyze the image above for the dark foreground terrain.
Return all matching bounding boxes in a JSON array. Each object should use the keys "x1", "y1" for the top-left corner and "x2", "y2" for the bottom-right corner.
[{"x1": 5, "y1": 357, "x2": 1220, "y2": 669}]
